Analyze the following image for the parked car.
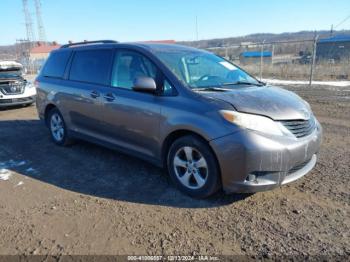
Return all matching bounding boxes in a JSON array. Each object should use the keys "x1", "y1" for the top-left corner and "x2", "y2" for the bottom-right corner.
[
  {"x1": 35, "y1": 40, "x2": 322, "y2": 198},
  {"x1": 0, "y1": 61, "x2": 36, "y2": 107}
]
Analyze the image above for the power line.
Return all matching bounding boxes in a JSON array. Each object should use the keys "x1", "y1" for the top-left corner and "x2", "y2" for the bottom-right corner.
[{"x1": 334, "y1": 14, "x2": 350, "y2": 29}]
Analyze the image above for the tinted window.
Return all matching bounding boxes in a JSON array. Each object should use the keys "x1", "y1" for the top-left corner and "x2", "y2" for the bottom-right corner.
[
  {"x1": 111, "y1": 50, "x2": 157, "y2": 89},
  {"x1": 42, "y1": 51, "x2": 71, "y2": 78},
  {"x1": 69, "y1": 49, "x2": 113, "y2": 85}
]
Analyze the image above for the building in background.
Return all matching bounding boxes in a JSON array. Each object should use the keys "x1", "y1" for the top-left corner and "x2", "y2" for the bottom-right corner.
[
  {"x1": 27, "y1": 42, "x2": 60, "y2": 72},
  {"x1": 144, "y1": 40, "x2": 176, "y2": 44},
  {"x1": 30, "y1": 42, "x2": 60, "y2": 61},
  {"x1": 317, "y1": 35, "x2": 350, "y2": 61},
  {"x1": 239, "y1": 51, "x2": 272, "y2": 65}
]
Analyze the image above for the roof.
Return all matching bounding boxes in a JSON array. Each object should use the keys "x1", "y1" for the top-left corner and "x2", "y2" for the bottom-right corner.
[
  {"x1": 241, "y1": 51, "x2": 272, "y2": 57},
  {"x1": 31, "y1": 44, "x2": 61, "y2": 54},
  {"x1": 55, "y1": 41, "x2": 203, "y2": 54},
  {"x1": 318, "y1": 35, "x2": 350, "y2": 44}
]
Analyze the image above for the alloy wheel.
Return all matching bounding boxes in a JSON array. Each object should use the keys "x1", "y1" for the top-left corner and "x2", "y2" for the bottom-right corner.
[
  {"x1": 173, "y1": 146, "x2": 208, "y2": 189},
  {"x1": 50, "y1": 113, "x2": 64, "y2": 142}
]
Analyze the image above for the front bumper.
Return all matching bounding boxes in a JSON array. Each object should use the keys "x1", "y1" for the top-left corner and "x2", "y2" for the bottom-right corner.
[
  {"x1": 0, "y1": 86, "x2": 37, "y2": 107},
  {"x1": 0, "y1": 95, "x2": 36, "y2": 107},
  {"x1": 210, "y1": 121, "x2": 322, "y2": 193}
]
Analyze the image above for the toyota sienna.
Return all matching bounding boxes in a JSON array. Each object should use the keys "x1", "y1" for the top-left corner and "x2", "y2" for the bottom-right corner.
[{"x1": 35, "y1": 40, "x2": 322, "y2": 198}]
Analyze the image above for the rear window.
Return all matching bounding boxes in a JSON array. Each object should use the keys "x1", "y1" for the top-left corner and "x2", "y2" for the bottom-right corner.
[
  {"x1": 42, "y1": 51, "x2": 71, "y2": 78},
  {"x1": 69, "y1": 49, "x2": 113, "y2": 85}
]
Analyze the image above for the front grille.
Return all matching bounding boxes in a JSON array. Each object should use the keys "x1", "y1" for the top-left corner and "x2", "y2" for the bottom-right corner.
[
  {"x1": 280, "y1": 117, "x2": 316, "y2": 138},
  {"x1": 0, "y1": 81, "x2": 25, "y2": 95}
]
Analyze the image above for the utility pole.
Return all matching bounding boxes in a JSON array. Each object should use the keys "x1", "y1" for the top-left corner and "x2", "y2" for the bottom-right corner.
[
  {"x1": 34, "y1": 0, "x2": 47, "y2": 42},
  {"x1": 260, "y1": 40, "x2": 265, "y2": 81},
  {"x1": 309, "y1": 34, "x2": 319, "y2": 86},
  {"x1": 330, "y1": 24, "x2": 333, "y2": 36},
  {"x1": 15, "y1": 39, "x2": 29, "y2": 60},
  {"x1": 22, "y1": 0, "x2": 35, "y2": 43}
]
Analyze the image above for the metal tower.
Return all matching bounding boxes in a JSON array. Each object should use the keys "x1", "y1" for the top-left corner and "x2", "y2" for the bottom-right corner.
[
  {"x1": 22, "y1": 0, "x2": 35, "y2": 43},
  {"x1": 34, "y1": 0, "x2": 47, "y2": 42}
]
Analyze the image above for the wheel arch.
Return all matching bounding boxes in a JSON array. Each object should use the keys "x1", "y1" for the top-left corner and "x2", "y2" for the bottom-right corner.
[
  {"x1": 44, "y1": 103, "x2": 57, "y2": 127},
  {"x1": 161, "y1": 129, "x2": 220, "y2": 173}
]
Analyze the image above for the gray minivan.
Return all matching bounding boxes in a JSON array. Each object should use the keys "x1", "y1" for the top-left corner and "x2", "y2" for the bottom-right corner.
[{"x1": 36, "y1": 40, "x2": 322, "y2": 198}]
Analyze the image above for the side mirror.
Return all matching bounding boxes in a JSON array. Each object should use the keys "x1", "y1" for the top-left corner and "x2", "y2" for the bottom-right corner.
[{"x1": 132, "y1": 76, "x2": 157, "y2": 93}]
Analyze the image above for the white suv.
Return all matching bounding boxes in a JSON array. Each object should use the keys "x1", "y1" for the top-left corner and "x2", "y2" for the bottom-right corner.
[{"x1": 0, "y1": 61, "x2": 36, "y2": 107}]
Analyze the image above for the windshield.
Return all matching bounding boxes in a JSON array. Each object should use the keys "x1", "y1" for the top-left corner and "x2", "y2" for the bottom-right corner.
[
  {"x1": 154, "y1": 50, "x2": 259, "y2": 89},
  {"x1": 0, "y1": 68, "x2": 22, "y2": 78}
]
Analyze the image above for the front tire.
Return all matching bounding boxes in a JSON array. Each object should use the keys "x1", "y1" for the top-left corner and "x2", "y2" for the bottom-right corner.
[
  {"x1": 47, "y1": 108, "x2": 72, "y2": 146},
  {"x1": 167, "y1": 135, "x2": 221, "y2": 198}
]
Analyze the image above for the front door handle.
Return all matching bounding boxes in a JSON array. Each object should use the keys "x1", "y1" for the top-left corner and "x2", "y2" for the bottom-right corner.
[
  {"x1": 90, "y1": 90, "x2": 100, "y2": 99},
  {"x1": 104, "y1": 93, "x2": 115, "y2": 102}
]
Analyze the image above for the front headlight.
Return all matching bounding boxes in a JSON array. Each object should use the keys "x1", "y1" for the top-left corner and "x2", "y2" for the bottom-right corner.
[
  {"x1": 220, "y1": 110, "x2": 287, "y2": 136},
  {"x1": 26, "y1": 81, "x2": 34, "y2": 89}
]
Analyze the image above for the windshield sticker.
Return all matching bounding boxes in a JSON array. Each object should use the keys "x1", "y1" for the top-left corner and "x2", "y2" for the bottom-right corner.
[{"x1": 219, "y1": 61, "x2": 237, "y2": 71}]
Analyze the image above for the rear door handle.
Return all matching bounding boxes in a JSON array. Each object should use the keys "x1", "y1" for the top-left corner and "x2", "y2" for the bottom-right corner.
[
  {"x1": 90, "y1": 90, "x2": 100, "y2": 99},
  {"x1": 104, "y1": 93, "x2": 115, "y2": 102}
]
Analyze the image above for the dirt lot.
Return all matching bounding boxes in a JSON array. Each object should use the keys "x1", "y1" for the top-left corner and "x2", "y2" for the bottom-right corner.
[{"x1": 0, "y1": 84, "x2": 349, "y2": 259}]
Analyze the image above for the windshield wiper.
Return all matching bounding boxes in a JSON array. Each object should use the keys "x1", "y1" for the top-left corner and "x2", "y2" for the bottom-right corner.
[
  {"x1": 223, "y1": 81, "x2": 264, "y2": 86},
  {"x1": 192, "y1": 87, "x2": 230, "y2": 92}
]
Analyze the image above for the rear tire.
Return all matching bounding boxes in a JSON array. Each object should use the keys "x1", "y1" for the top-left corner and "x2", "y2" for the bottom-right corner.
[
  {"x1": 167, "y1": 135, "x2": 221, "y2": 198},
  {"x1": 47, "y1": 108, "x2": 73, "y2": 146}
]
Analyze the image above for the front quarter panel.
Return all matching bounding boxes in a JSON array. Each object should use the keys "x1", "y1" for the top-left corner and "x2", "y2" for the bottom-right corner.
[{"x1": 158, "y1": 93, "x2": 240, "y2": 147}]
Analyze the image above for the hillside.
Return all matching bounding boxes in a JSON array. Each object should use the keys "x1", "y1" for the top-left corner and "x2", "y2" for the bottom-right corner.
[
  {"x1": 1, "y1": 30, "x2": 350, "y2": 60},
  {"x1": 179, "y1": 30, "x2": 350, "y2": 48}
]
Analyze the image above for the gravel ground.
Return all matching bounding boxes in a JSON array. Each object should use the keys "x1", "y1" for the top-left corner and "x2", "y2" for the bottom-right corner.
[{"x1": 0, "y1": 84, "x2": 349, "y2": 259}]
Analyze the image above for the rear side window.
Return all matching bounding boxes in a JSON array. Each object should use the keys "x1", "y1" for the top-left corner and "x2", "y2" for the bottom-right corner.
[
  {"x1": 42, "y1": 51, "x2": 71, "y2": 78},
  {"x1": 69, "y1": 49, "x2": 113, "y2": 85}
]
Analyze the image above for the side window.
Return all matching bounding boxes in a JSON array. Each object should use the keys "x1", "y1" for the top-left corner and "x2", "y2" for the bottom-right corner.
[
  {"x1": 42, "y1": 51, "x2": 71, "y2": 78},
  {"x1": 69, "y1": 49, "x2": 113, "y2": 85},
  {"x1": 111, "y1": 50, "x2": 157, "y2": 89},
  {"x1": 163, "y1": 80, "x2": 175, "y2": 96}
]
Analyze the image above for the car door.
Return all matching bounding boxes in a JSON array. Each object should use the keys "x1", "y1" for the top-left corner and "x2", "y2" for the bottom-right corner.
[
  {"x1": 97, "y1": 49, "x2": 162, "y2": 159},
  {"x1": 64, "y1": 48, "x2": 114, "y2": 138}
]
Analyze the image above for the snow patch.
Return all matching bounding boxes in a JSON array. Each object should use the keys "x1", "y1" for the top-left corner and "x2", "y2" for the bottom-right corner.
[
  {"x1": 15, "y1": 181, "x2": 24, "y2": 187},
  {"x1": 0, "y1": 160, "x2": 34, "y2": 181},
  {"x1": 263, "y1": 79, "x2": 350, "y2": 87},
  {"x1": 17, "y1": 161, "x2": 27, "y2": 166},
  {"x1": 0, "y1": 169, "x2": 12, "y2": 181},
  {"x1": 0, "y1": 160, "x2": 27, "y2": 169},
  {"x1": 26, "y1": 167, "x2": 35, "y2": 172}
]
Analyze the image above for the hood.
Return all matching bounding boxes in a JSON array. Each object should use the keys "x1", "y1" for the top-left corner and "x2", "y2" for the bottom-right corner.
[
  {"x1": 199, "y1": 85, "x2": 311, "y2": 120},
  {"x1": 0, "y1": 61, "x2": 23, "y2": 70}
]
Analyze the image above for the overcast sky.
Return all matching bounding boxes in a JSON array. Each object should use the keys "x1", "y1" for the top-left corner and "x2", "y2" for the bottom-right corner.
[{"x1": 1, "y1": 0, "x2": 349, "y2": 45}]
